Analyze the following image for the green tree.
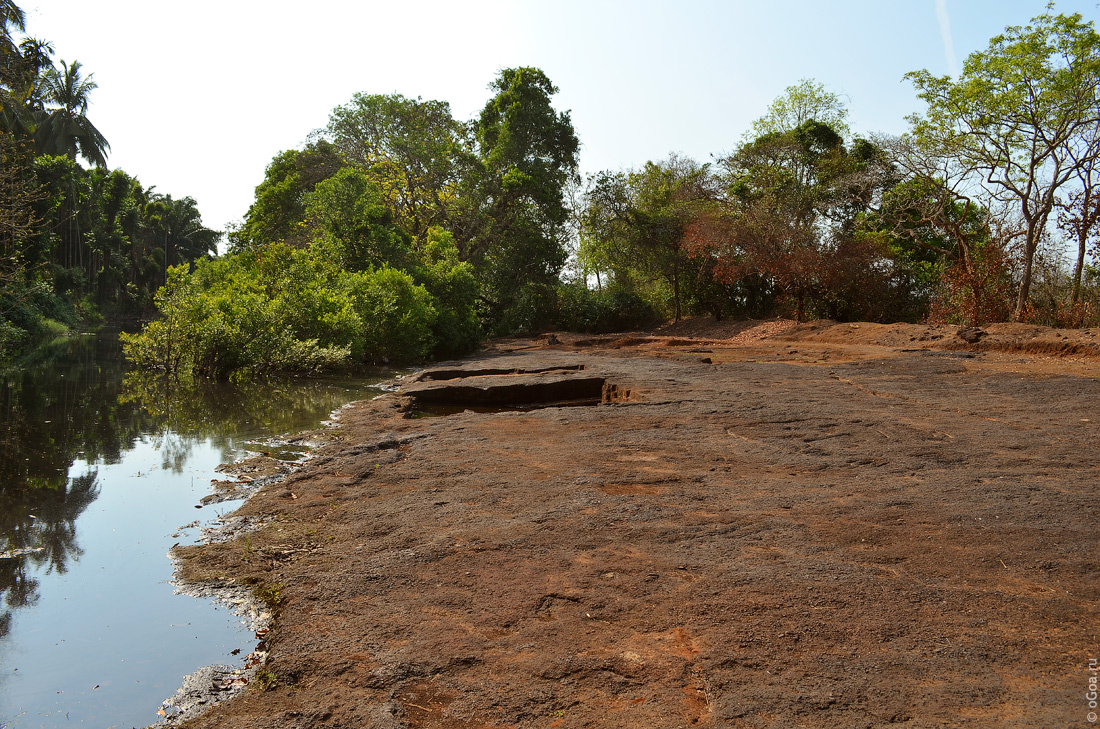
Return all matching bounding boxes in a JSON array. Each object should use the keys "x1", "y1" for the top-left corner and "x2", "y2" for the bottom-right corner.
[
  {"x1": 907, "y1": 10, "x2": 1100, "y2": 321},
  {"x1": 870, "y1": 135, "x2": 991, "y2": 274},
  {"x1": 0, "y1": 130, "x2": 38, "y2": 284},
  {"x1": 0, "y1": 2, "x2": 46, "y2": 137},
  {"x1": 303, "y1": 166, "x2": 411, "y2": 272},
  {"x1": 750, "y1": 78, "x2": 850, "y2": 140},
  {"x1": 0, "y1": 0, "x2": 26, "y2": 97},
  {"x1": 0, "y1": 0, "x2": 24, "y2": 43},
  {"x1": 0, "y1": 128, "x2": 43, "y2": 352},
  {"x1": 1, "y1": 41, "x2": 51, "y2": 140},
  {"x1": 469, "y1": 67, "x2": 579, "y2": 333},
  {"x1": 26, "y1": 158, "x2": 215, "y2": 317},
  {"x1": 122, "y1": 243, "x2": 440, "y2": 380},
  {"x1": 347, "y1": 264, "x2": 436, "y2": 364},
  {"x1": 122, "y1": 258, "x2": 350, "y2": 380},
  {"x1": 323, "y1": 93, "x2": 472, "y2": 240},
  {"x1": 144, "y1": 193, "x2": 220, "y2": 276},
  {"x1": 35, "y1": 59, "x2": 109, "y2": 167},
  {"x1": 861, "y1": 134, "x2": 1019, "y2": 324},
  {"x1": 581, "y1": 155, "x2": 718, "y2": 321},
  {"x1": 411, "y1": 227, "x2": 480, "y2": 358},
  {"x1": 230, "y1": 141, "x2": 345, "y2": 252}
]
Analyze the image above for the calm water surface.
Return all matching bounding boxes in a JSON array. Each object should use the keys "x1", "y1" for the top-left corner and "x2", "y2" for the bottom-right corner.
[{"x1": 0, "y1": 334, "x2": 391, "y2": 728}]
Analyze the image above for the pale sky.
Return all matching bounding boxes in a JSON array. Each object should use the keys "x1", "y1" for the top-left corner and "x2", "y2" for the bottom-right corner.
[{"x1": 21, "y1": 0, "x2": 1100, "y2": 235}]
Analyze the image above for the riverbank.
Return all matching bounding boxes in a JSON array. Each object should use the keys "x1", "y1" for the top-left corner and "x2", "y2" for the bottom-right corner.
[{"x1": 171, "y1": 319, "x2": 1100, "y2": 728}]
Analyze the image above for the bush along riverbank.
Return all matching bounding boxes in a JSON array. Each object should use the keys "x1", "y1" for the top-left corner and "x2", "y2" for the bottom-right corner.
[{"x1": 122, "y1": 228, "x2": 480, "y2": 382}]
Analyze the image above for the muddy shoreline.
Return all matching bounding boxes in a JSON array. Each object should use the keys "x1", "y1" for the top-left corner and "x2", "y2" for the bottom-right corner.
[{"x1": 167, "y1": 319, "x2": 1100, "y2": 728}]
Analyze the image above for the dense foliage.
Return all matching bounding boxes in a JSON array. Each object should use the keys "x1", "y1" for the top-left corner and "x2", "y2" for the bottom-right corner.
[
  {"x1": 577, "y1": 12, "x2": 1100, "y2": 327},
  {"x1": 11, "y1": 3, "x2": 1100, "y2": 375},
  {"x1": 466, "y1": 68, "x2": 580, "y2": 333},
  {"x1": 0, "y1": 4, "x2": 219, "y2": 358},
  {"x1": 144, "y1": 66, "x2": 577, "y2": 379},
  {"x1": 121, "y1": 224, "x2": 478, "y2": 379}
]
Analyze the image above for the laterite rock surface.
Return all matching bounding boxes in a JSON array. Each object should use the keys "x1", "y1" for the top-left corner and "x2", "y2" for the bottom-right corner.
[{"x1": 172, "y1": 321, "x2": 1100, "y2": 729}]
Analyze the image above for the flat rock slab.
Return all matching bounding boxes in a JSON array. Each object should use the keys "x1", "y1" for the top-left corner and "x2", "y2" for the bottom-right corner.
[
  {"x1": 412, "y1": 364, "x2": 587, "y2": 381},
  {"x1": 170, "y1": 330, "x2": 1100, "y2": 729}
]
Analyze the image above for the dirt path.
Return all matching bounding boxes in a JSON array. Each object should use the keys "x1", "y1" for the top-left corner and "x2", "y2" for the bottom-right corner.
[{"x1": 172, "y1": 321, "x2": 1100, "y2": 729}]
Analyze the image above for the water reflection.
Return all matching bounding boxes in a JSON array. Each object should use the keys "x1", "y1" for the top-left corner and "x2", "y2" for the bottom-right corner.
[
  {"x1": 0, "y1": 470, "x2": 99, "y2": 636},
  {"x1": 0, "y1": 334, "x2": 137, "y2": 640},
  {"x1": 0, "y1": 333, "x2": 393, "y2": 686},
  {"x1": 119, "y1": 369, "x2": 390, "y2": 464}
]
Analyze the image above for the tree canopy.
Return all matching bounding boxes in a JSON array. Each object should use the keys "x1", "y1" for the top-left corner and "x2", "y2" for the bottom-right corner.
[
  {"x1": 24, "y1": 5, "x2": 1100, "y2": 376},
  {"x1": 323, "y1": 93, "x2": 472, "y2": 241},
  {"x1": 750, "y1": 78, "x2": 851, "y2": 140},
  {"x1": 467, "y1": 67, "x2": 580, "y2": 333},
  {"x1": 581, "y1": 155, "x2": 719, "y2": 321},
  {"x1": 0, "y1": 2, "x2": 218, "y2": 359},
  {"x1": 906, "y1": 10, "x2": 1100, "y2": 320}
]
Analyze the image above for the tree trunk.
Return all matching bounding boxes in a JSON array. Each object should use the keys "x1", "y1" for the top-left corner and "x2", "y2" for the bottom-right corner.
[
  {"x1": 1072, "y1": 228, "x2": 1087, "y2": 305},
  {"x1": 671, "y1": 262, "x2": 681, "y2": 322},
  {"x1": 1014, "y1": 245, "x2": 1035, "y2": 321},
  {"x1": 1013, "y1": 214, "x2": 1045, "y2": 322}
]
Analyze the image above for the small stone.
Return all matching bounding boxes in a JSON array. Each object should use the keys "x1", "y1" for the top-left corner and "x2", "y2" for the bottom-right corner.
[{"x1": 957, "y1": 327, "x2": 986, "y2": 344}]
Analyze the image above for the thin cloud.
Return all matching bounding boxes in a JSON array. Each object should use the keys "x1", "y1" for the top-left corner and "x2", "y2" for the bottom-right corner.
[{"x1": 935, "y1": 0, "x2": 960, "y2": 77}]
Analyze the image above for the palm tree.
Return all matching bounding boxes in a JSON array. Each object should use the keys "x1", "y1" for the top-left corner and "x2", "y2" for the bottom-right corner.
[
  {"x1": 36, "y1": 59, "x2": 109, "y2": 167},
  {"x1": 0, "y1": 1, "x2": 52, "y2": 137},
  {"x1": 1, "y1": 5, "x2": 109, "y2": 167},
  {"x1": 145, "y1": 194, "x2": 220, "y2": 280},
  {"x1": 0, "y1": 1, "x2": 25, "y2": 59}
]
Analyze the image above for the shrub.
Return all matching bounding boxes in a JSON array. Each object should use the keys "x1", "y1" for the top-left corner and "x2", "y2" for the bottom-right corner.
[
  {"x1": 556, "y1": 283, "x2": 661, "y2": 333},
  {"x1": 489, "y1": 282, "x2": 559, "y2": 336},
  {"x1": 121, "y1": 262, "x2": 353, "y2": 380},
  {"x1": 412, "y1": 228, "x2": 480, "y2": 358},
  {"x1": 927, "y1": 240, "x2": 1015, "y2": 326},
  {"x1": 346, "y1": 265, "x2": 436, "y2": 364}
]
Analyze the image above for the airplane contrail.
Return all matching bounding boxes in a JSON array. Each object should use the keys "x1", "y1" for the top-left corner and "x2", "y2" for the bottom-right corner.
[{"x1": 936, "y1": 0, "x2": 960, "y2": 77}]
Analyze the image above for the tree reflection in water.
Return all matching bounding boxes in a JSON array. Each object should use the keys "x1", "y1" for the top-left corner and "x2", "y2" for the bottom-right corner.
[
  {"x1": 0, "y1": 333, "x2": 393, "y2": 635},
  {"x1": 0, "y1": 471, "x2": 100, "y2": 637},
  {"x1": 0, "y1": 334, "x2": 140, "y2": 638},
  {"x1": 120, "y1": 368, "x2": 396, "y2": 466}
]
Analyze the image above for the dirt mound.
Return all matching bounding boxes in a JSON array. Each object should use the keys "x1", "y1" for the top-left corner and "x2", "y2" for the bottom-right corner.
[
  {"x1": 770, "y1": 319, "x2": 1100, "y2": 357},
  {"x1": 651, "y1": 317, "x2": 796, "y2": 340},
  {"x1": 593, "y1": 316, "x2": 1100, "y2": 359}
]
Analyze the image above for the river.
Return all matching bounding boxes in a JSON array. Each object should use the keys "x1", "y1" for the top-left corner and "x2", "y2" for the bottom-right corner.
[{"x1": 0, "y1": 333, "x2": 391, "y2": 728}]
